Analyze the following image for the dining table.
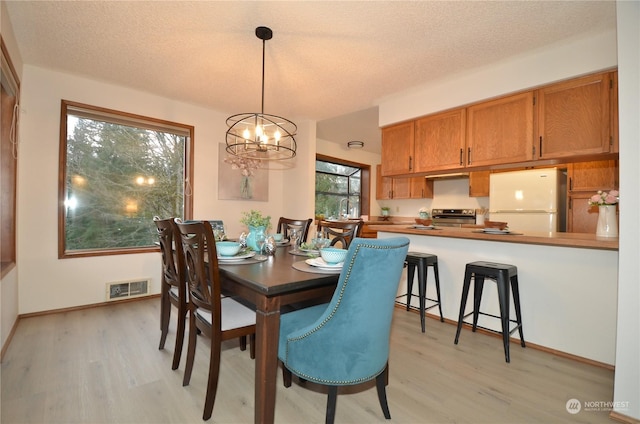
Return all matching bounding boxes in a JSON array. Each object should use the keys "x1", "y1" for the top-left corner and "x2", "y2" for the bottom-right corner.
[{"x1": 218, "y1": 243, "x2": 340, "y2": 424}]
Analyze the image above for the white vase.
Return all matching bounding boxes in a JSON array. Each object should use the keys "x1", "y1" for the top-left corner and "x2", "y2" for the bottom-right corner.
[{"x1": 596, "y1": 205, "x2": 618, "y2": 238}]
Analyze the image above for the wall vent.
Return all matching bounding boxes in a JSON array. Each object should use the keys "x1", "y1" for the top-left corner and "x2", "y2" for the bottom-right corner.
[{"x1": 106, "y1": 278, "x2": 150, "y2": 301}]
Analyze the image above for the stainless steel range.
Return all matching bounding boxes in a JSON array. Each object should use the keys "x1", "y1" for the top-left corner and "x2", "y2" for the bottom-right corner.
[{"x1": 431, "y1": 209, "x2": 476, "y2": 227}]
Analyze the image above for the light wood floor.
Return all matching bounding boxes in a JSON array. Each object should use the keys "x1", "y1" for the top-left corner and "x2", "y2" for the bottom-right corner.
[{"x1": 2, "y1": 297, "x2": 614, "y2": 424}]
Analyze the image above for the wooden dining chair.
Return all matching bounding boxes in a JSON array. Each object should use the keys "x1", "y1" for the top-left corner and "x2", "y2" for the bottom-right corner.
[
  {"x1": 278, "y1": 237, "x2": 410, "y2": 423},
  {"x1": 174, "y1": 219, "x2": 257, "y2": 421},
  {"x1": 316, "y1": 219, "x2": 364, "y2": 249},
  {"x1": 154, "y1": 217, "x2": 188, "y2": 371},
  {"x1": 277, "y1": 217, "x2": 313, "y2": 242}
]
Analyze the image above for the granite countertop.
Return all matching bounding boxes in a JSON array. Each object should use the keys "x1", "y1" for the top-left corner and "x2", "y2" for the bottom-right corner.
[{"x1": 368, "y1": 224, "x2": 619, "y2": 251}]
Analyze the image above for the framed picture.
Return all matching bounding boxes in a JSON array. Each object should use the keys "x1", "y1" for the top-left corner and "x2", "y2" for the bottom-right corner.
[{"x1": 218, "y1": 143, "x2": 268, "y2": 201}]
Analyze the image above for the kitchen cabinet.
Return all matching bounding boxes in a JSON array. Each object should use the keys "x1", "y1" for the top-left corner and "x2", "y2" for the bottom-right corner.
[
  {"x1": 537, "y1": 72, "x2": 613, "y2": 159},
  {"x1": 380, "y1": 121, "x2": 414, "y2": 176},
  {"x1": 376, "y1": 165, "x2": 433, "y2": 199},
  {"x1": 469, "y1": 171, "x2": 490, "y2": 197},
  {"x1": 466, "y1": 91, "x2": 535, "y2": 167},
  {"x1": 567, "y1": 160, "x2": 618, "y2": 233},
  {"x1": 414, "y1": 108, "x2": 466, "y2": 172},
  {"x1": 567, "y1": 193, "x2": 601, "y2": 233}
]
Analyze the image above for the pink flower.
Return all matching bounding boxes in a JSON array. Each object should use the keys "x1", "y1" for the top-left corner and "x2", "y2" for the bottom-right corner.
[{"x1": 589, "y1": 189, "x2": 619, "y2": 206}]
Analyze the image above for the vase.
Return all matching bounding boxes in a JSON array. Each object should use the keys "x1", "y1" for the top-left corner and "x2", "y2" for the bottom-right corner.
[
  {"x1": 246, "y1": 225, "x2": 266, "y2": 250},
  {"x1": 419, "y1": 211, "x2": 429, "y2": 219},
  {"x1": 240, "y1": 175, "x2": 252, "y2": 199},
  {"x1": 596, "y1": 205, "x2": 618, "y2": 238}
]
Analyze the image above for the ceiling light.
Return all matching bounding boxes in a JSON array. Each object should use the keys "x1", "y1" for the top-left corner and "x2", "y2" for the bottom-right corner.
[
  {"x1": 225, "y1": 26, "x2": 297, "y2": 161},
  {"x1": 348, "y1": 141, "x2": 364, "y2": 149}
]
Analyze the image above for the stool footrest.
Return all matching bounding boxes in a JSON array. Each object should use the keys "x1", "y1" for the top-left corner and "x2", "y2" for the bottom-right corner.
[{"x1": 460, "y1": 311, "x2": 522, "y2": 335}]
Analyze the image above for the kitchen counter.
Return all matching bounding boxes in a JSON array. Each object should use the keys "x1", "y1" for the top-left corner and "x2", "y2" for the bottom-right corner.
[
  {"x1": 375, "y1": 226, "x2": 618, "y2": 366},
  {"x1": 368, "y1": 224, "x2": 619, "y2": 251}
]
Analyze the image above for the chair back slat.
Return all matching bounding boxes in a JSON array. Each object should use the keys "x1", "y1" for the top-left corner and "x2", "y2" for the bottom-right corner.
[
  {"x1": 316, "y1": 219, "x2": 364, "y2": 249},
  {"x1": 154, "y1": 217, "x2": 185, "y2": 293},
  {"x1": 277, "y1": 217, "x2": 313, "y2": 242},
  {"x1": 175, "y1": 220, "x2": 222, "y2": 328}
]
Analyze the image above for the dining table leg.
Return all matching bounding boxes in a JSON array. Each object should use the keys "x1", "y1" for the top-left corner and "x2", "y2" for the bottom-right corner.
[{"x1": 254, "y1": 295, "x2": 281, "y2": 424}]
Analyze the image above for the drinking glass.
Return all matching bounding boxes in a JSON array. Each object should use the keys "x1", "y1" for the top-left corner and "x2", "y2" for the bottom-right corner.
[
  {"x1": 255, "y1": 232, "x2": 267, "y2": 260},
  {"x1": 289, "y1": 228, "x2": 300, "y2": 253}
]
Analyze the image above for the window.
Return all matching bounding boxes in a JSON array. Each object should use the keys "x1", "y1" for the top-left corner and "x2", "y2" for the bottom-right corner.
[
  {"x1": 315, "y1": 155, "x2": 370, "y2": 220},
  {"x1": 59, "y1": 100, "x2": 193, "y2": 258},
  {"x1": 1, "y1": 38, "x2": 20, "y2": 277}
]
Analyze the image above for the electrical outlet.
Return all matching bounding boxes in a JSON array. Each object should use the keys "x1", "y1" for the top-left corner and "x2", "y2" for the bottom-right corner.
[{"x1": 396, "y1": 206, "x2": 400, "y2": 212}]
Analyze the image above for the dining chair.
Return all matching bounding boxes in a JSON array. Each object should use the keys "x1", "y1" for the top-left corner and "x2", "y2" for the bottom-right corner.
[
  {"x1": 154, "y1": 217, "x2": 188, "y2": 371},
  {"x1": 277, "y1": 217, "x2": 313, "y2": 243},
  {"x1": 316, "y1": 219, "x2": 364, "y2": 249},
  {"x1": 278, "y1": 236, "x2": 410, "y2": 424},
  {"x1": 174, "y1": 219, "x2": 257, "y2": 421}
]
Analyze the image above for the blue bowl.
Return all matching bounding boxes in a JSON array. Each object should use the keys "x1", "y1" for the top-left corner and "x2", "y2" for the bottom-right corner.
[
  {"x1": 216, "y1": 241, "x2": 241, "y2": 257},
  {"x1": 319, "y1": 247, "x2": 347, "y2": 265}
]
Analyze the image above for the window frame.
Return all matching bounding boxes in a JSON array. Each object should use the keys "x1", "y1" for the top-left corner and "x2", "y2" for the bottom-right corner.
[
  {"x1": 1, "y1": 37, "x2": 20, "y2": 278},
  {"x1": 58, "y1": 100, "x2": 194, "y2": 259},
  {"x1": 315, "y1": 154, "x2": 370, "y2": 219}
]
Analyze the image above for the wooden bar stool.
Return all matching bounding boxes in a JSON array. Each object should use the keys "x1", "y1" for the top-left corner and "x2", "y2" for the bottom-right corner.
[
  {"x1": 398, "y1": 252, "x2": 444, "y2": 333},
  {"x1": 454, "y1": 261, "x2": 525, "y2": 362}
]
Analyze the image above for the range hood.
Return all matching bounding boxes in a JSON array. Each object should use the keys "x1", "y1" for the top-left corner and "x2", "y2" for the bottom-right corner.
[{"x1": 425, "y1": 172, "x2": 470, "y2": 180}]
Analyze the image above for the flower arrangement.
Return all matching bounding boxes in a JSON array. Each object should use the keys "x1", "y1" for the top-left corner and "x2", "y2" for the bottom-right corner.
[
  {"x1": 589, "y1": 190, "x2": 619, "y2": 206},
  {"x1": 224, "y1": 156, "x2": 261, "y2": 177},
  {"x1": 240, "y1": 209, "x2": 271, "y2": 229}
]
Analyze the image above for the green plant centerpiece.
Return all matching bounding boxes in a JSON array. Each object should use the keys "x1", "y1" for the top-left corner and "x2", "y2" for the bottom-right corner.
[
  {"x1": 240, "y1": 210, "x2": 272, "y2": 251},
  {"x1": 380, "y1": 206, "x2": 390, "y2": 217}
]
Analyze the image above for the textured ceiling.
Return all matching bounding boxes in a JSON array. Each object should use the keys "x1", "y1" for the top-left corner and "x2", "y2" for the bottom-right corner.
[{"x1": 4, "y1": 1, "x2": 617, "y2": 153}]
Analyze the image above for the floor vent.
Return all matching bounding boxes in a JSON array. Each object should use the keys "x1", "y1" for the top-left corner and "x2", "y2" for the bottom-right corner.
[{"x1": 106, "y1": 278, "x2": 150, "y2": 301}]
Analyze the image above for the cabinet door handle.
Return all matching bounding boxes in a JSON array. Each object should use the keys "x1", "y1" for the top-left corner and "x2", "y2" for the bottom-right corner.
[
  {"x1": 569, "y1": 178, "x2": 573, "y2": 191},
  {"x1": 539, "y1": 136, "x2": 543, "y2": 158},
  {"x1": 409, "y1": 156, "x2": 413, "y2": 171},
  {"x1": 459, "y1": 148, "x2": 463, "y2": 166},
  {"x1": 467, "y1": 147, "x2": 471, "y2": 165}
]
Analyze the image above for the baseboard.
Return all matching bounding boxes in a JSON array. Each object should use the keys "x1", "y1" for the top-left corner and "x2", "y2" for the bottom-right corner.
[
  {"x1": 610, "y1": 410, "x2": 640, "y2": 424},
  {"x1": 394, "y1": 303, "x2": 615, "y2": 371},
  {"x1": 17, "y1": 293, "x2": 160, "y2": 320},
  {"x1": 0, "y1": 315, "x2": 19, "y2": 363}
]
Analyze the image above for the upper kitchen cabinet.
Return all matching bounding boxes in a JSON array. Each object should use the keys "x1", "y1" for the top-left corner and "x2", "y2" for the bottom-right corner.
[
  {"x1": 380, "y1": 121, "x2": 414, "y2": 177},
  {"x1": 537, "y1": 72, "x2": 613, "y2": 159},
  {"x1": 466, "y1": 91, "x2": 535, "y2": 167},
  {"x1": 376, "y1": 165, "x2": 433, "y2": 199},
  {"x1": 414, "y1": 108, "x2": 466, "y2": 172},
  {"x1": 568, "y1": 160, "x2": 618, "y2": 192}
]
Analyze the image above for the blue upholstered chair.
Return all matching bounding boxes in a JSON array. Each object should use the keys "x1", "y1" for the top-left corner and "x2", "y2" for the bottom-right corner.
[{"x1": 278, "y1": 237, "x2": 410, "y2": 424}]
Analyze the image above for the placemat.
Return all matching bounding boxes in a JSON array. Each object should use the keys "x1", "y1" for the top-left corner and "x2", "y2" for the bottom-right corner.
[{"x1": 218, "y1": 256, "x2": 269, "y2": 265}]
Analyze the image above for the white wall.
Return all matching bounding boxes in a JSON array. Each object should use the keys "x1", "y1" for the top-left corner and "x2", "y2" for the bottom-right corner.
[
  {"x1": 613, "y1": 1, "x2": 640, "y2": 420},
  {"x1": 379, "y1": 29, "x2": 618, "y2": 126},
  {"x1": 16, "y1": 65, "x2": 313, "y2": 314}
]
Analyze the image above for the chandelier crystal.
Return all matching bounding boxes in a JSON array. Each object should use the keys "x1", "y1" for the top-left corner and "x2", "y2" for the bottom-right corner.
[{"x1": 226, "y1": 26, "x2": 297, "y2": 161}]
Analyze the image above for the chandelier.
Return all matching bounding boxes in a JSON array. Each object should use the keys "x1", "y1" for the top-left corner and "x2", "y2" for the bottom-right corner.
[{"x1": 225, "y1": 26, "x2": 297, "y2": 161}]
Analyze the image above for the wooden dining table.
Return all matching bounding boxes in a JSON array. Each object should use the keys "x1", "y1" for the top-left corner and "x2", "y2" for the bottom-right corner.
[{"x1": 218, "y1": 245, "x2": 340, "y2": 424}]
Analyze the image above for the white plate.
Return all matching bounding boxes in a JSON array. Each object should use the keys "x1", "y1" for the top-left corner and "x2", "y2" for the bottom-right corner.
[
  {"x1": 305, "y1": 257, "x2": 343, "y2": 270},
  {"x1": 299, "y1": 247, "x2": 320, "y2": 254},
  {"x1": 218, "y1": 251, "x2": 256, "y2": 262},
  {"x1": 275, "y1": 240, "x2": 290, "y2": 246},
  {"x1": 482, "y1": 228, "x2": 511, "y2": 234}
]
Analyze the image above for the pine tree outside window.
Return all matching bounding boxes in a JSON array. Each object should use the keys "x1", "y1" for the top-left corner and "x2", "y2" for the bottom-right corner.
[{"x1": 59, "y1": 100, "x2": 193, "y2": 258}]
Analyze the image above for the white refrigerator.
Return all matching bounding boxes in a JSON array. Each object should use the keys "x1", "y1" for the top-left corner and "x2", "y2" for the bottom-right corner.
[{"x1": 489, "y1": 168, "x2": 567, "y2": 232}]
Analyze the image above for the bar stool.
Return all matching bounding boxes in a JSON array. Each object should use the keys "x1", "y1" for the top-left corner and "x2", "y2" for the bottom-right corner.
[
  {"x1": 454, "y1": 261, "x2": 525, "y2": 362},
  {"x1": 398, "y1": 252, "x2": 444, "y2": 333}
]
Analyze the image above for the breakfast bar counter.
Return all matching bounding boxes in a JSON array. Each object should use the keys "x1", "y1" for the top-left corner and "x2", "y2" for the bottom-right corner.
[
  {"x1": 367, "y1": 225, "x2": 619, "y2": 251},
  {"x1": 372, "y1": 226, "x2": 619, "y2": 366}
]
